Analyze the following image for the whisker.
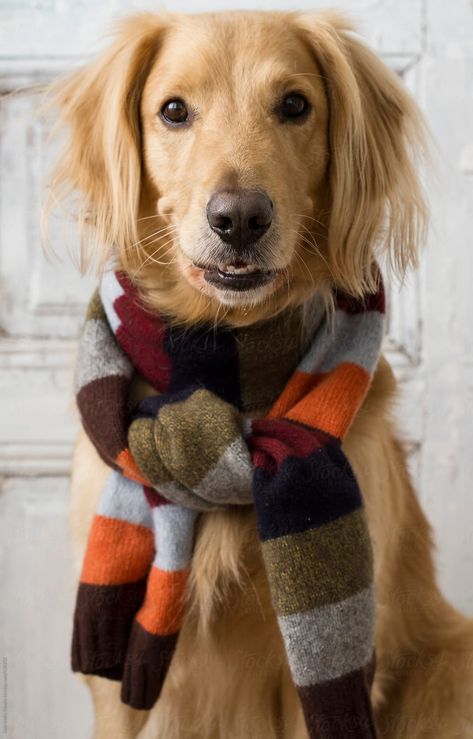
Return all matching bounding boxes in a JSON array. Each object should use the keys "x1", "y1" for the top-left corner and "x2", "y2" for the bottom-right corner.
[
  {"x1": 138, "y1": 225, "x2": 177, "y2": 245},
  {"x1": 290, "y1": 224, "x2": 333, "y2": 284},
  {"x1": 294, "y1": 213, "x2": 329, "y2": 232},
  {"x1": 140, "y1": 233, "x2": 178, "y2": 255},
  {"x1": 132, "y1": 236, "x2": 178, "y2": 277},
  {"x1": 298, "y1": 222, "x2": 321, "y2": 249},
  {"x1": 126, "y1": 241, "x2": 175, "y2": 265},
  {"x1": 146, "y1": 239, "x2": 178, "y2": 260},
  {"x1": 141, "y1": 227, "x2": 177, "y2": 245},
  {"x1": 290, "y1": 222, "x2": 334, "y2": 280},
  {"x1": 297, "y1": 234, "x2": 332, "y2": 276},
  {"x1": 123, "y1": 225, "x2": 177, "y2": 253},
  {"x1": 296, "y1": 224, "x2": 328, "y2": 244},
  {"x1": 293, "y1": 250, "x2": 316, "y2": 289},
  {"x1": 136, "y1": 214, "x2": 167, "y2": 223},
  {"x1": 283, "y1": 265, "x2": 291, "y2": 304},
  {"x1": 213, "y1": 300, "x2": 223, "y2": 334}
]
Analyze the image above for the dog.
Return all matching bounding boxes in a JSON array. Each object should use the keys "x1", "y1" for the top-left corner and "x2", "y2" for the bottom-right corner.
[{"x1": 47, "y1": 10, "x2": 473, "y2": 738}]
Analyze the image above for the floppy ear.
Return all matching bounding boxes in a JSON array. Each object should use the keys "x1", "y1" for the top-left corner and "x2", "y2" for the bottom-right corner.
[
  {"x1": 295, "y1": 12, "x2": 429, "y2": 295},
  {"x1": 46, "y1": 13, "x2": 168, "y2": 269}
]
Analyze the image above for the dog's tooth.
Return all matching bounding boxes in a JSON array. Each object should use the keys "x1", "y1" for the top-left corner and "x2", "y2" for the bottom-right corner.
[
  {"x1": 216, "y1": 263, "x2": 265, "y2": 276},
  {"x1": 232, "y1": 265, "x2": 259, "y2": 274}
]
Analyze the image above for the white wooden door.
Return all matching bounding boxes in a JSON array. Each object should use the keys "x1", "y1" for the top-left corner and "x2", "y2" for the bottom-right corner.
[{"x1": 1, "y1": 1, "x2": 472, "y2": 736}]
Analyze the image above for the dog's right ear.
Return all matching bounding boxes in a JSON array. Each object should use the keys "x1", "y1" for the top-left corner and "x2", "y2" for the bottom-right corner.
[{"x1": 45, "y1": 13, "x2": 169, "y2": 269}]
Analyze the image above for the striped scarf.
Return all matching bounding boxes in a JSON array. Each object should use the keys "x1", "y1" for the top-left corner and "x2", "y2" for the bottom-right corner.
[{"x1": 72, "y1": 266, "x2": 385, "y2": 738}]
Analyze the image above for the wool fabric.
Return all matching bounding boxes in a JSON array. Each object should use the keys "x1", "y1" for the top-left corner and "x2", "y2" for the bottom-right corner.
[{"x1": 72, "y1": 266, "x2": 385, "y2": 738}]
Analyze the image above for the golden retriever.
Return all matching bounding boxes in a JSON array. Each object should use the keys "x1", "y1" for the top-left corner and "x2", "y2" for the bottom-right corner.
[{"x1": 47, "y1": 10, "x2": 473, "y2": 738}]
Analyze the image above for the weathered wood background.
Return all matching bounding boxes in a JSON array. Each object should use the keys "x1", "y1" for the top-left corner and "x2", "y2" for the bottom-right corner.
[{"x1": 0, "y1": 1, "x2": 472, "y2": 736}]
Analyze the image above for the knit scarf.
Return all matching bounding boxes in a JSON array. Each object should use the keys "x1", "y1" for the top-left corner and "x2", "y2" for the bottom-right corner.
[{"x1": 72, "y1": 265, "x2": 385, "y2": 738}]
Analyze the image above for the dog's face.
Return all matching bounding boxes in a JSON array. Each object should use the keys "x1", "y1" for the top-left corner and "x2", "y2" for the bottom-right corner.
[
  {"x1": 140, "y1": 13, "x2": 329, "y2": 310},
  {"x1": 49, "y1": 11, "x2": 427, "y2": 325}
]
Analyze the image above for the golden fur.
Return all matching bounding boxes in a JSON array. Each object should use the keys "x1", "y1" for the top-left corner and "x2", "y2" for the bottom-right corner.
[{"x1": 47, "y1": 10, "x2": 473, "y2": 738}]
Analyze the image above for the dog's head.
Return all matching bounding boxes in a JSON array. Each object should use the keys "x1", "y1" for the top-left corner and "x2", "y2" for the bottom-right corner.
[{"x1": 48, "y1": 10, "x2": 427, "y2": 325}]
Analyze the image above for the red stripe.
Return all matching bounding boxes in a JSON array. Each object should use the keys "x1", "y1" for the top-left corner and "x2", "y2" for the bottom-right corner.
[
  {"x1": 249, "y1": 419, "x2": 328, "y2": 475},
  {"x1": 335, "y1": 276, "x2": 385, "y2": 315},
  {"x1": 114, "y1": 273, "x2": 172, "y2": 391},
  {"x1": 143, "y1": 486, "x2": 171, "y2": 508}
]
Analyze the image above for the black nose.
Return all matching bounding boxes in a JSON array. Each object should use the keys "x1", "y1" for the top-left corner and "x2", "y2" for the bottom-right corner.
[{"x1": 206, "y1": 189, "x2": 273, "y2": 248}]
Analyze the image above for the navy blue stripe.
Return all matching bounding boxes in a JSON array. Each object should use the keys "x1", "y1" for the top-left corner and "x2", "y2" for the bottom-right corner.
[
  {"x1": 253, "y1": 443, "x2": 363, "y2": 541},
  {"x1": 164, "y1": 323, "x2": 242, "y2": 408},
  {"x1": 135, "y1": 386, "x2": 200, "y2": 418}
]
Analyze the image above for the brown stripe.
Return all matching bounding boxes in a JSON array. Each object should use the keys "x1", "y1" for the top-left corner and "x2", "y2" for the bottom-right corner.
[
  {"x1": 262, "y1": 509, "x2": 373, "y2": 615},
  {"x1": 298, "y1": 655, "x2": 377, "y2": 739},
  {"x1": 237, "y1": 308, "x2": 313, "y2": 412},
  {"x1": 121, "y1": 620, "x2": 178, "y2": 710},
  {"x1": 71, "y1": 579, "x2": 147, "y2": 676},
  {"x1": 77, "y1": 375, "x2": 130, "y2": 462}
]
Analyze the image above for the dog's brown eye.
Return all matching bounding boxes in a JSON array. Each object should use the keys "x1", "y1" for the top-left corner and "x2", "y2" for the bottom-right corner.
[
  {"x1": 278, "y1": 93, "x2": 310, "y2": 121},
  {"x1": 160, "y1": 99, "x2": 189, "y2": 125}
]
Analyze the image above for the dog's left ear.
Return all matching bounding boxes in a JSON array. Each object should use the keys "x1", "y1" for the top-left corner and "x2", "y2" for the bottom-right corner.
[{"x1": 294, "y1": 12, "x2": 429, "y2": 295}]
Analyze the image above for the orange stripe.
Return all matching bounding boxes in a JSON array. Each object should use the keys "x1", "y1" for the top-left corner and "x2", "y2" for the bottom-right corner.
[
  {"x1": 268, "y1": 370, "x2": 323, "y2": 419},
  {"x1": 285, "y1": 362, "x2": 371, "y2": 439},
  {"x1": 136, "y1": 567, "x2": 188, "y2": 636},
  {"x1": 81, "y1": 515, "x2": 154, "y2": 586},
  {"x1": 116, "y1": 448, "x2": 150, "y2": 486}
]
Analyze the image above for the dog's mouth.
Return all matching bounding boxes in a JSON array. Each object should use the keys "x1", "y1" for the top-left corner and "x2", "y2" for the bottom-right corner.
[{"x1": 194, "y1": 261, "x2": 277, "y2": 292}]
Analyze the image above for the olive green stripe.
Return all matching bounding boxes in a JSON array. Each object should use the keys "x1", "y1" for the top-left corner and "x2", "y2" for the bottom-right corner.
[
  {"x1": 155, "y1": 389, "x2": 241, "y2": 488},
  {"x1": 262, "y1": 509, "x2": 373, "y2": 616},
  {"x1": 85, "y1": 289, "x2": 106, "y2": 323},
  {"x1": 236, "y1": 298, "x2": 325, "y2": 413},
  {"x1": 128, "y1": 418, "x2": 173, "y2": 486}
]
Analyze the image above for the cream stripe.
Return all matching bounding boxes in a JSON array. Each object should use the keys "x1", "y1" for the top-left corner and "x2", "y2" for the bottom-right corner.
[
  {"x1": 152, "y1": 505, "x2": 198, "y2": 571},
  {"x1": 100, "y1": 268, "x2": 125, "y2": 333},
  {"x1": 97, "y1": 471, "x2": 153, "y2": 528}
]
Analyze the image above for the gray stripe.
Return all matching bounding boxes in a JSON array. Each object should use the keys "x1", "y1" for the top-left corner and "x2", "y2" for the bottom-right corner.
[
  {"x1": 298, "y1": 311, "x2": 384, "y2": 375},
  {"x1": 194, "y1": 438, "x2": 253, "y2": 505},
  {"x1": 157, "y1": 481, "x2": 222, "y2": 511},
  {"x1": 75, "y1": 318, "x2": 133, "y2": 392},
  {"x1": 278, "y1": 585, "x2": 376, "y2": 687},
  {"x1": 152, "y1": 505, "x2": 198, "y2": 571},
  {"x1": 97, "y1": 471, "x2": 153, "y2": 528}
]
